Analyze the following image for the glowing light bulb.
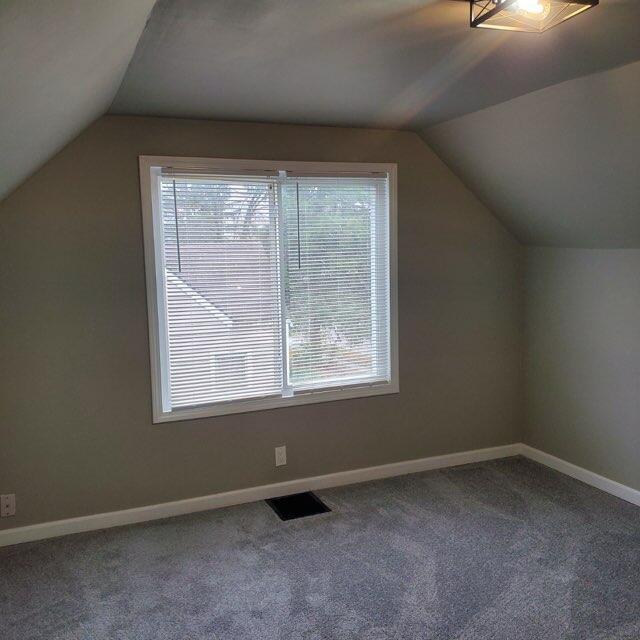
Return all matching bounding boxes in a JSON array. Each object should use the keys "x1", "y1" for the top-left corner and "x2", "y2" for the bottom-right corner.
[
  {"x1": 515, "y1": 0, "x2": 544, "y2": 14},
  {"x1": 503, "y1": 0, "x2": 551, "y2": 21}
]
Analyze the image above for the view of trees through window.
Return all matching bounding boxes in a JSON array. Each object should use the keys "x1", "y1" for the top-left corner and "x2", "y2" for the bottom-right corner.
[
  {"x1": 159, "y1": 173, "x2": 389, "y2": 407},
  {"x1": 282, "y1": 179, "x2": 381, "y2": 386}
]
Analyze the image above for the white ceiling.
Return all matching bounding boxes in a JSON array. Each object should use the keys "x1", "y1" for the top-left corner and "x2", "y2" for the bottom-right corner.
[
  {"x1": 424, "y1": 60, "x2": 640, "y2": 247},
  {"x1": 111, "y1": 0, "x2": 640, "y2": 128},
  {"x1": 0, "y1": 0, "x2": 156, "y2": 201},
  {"x1": 1, "y1": 0, "x2": 639, "y2": 246}
]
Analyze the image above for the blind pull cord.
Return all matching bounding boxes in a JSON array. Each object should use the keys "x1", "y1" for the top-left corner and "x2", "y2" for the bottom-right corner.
[
  {"x1": 172, "y1": 179, "x2": 182, "y2": 273},
  {"x1": 296, "y1": 181, "x2": 302, "y2": 269}
]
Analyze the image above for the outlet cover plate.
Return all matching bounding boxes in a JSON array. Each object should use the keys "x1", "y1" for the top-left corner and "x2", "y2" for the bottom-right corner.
[
  {"x1": 1, "y1": 494, "x2": 16, "y2": 518},
  {"x1": 275, "y1": 445, "x2": 287, "y2": 466}
]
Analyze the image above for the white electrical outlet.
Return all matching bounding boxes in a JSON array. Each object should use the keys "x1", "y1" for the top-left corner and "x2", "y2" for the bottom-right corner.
[
  {"x1": 275, "y1": 445, "x2": 287, "y2": 467},
  {"x1": 1, "y1": 494, "x2": 16, "y2": 518}
]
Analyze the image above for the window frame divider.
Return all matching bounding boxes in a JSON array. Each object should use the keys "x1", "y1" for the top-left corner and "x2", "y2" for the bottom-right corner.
[{"x1": 274, "y1": 171, "x2": 294, "y2": 398}]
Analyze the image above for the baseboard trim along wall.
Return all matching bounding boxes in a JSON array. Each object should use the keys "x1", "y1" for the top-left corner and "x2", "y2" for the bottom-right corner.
[
  {"x1": 519, "y1": 444, "x2": 640, "y2": 508},
  {"x1": 2, "y1": 442, "x2": 639, "y2": 547},
  {"x1": 0, "y1": 444, "x2": 518, "y2": 547}
]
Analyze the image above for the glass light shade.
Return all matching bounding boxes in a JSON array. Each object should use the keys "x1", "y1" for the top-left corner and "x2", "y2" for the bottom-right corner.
[{"x1": 470, "y1": 0, "x2": 598, "y2": 33}]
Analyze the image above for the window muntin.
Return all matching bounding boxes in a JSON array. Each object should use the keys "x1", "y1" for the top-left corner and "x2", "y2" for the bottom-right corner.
[{"x1": 141, "y1": 158, "x2": 397, "y2": 422}]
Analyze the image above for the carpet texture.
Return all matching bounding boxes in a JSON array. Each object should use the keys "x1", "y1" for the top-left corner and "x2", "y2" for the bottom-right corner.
[{"x1": 2, "y1": 456, "x2": 640, "y2": 639}]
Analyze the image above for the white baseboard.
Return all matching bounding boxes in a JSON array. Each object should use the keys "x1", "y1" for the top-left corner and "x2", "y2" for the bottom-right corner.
[
  {"x1": 519, "y1": 444, "x2": 640, "y2": 508},
  {"x1": 3, "y1": 443, "x2": 638, "y2": 548},
  {"x1": 0, "y1": 443, "x2": 519, "y2": 548}
]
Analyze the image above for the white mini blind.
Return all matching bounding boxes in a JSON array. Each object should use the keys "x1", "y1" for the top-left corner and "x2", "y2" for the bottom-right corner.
[
  {"x1": 281, "y1": 176, "x2": 390, "y2": 389},
  {"x1": 150, "y1": 165, "x2": 392, "y2": 417},
  {"x1": 160, "y1": 176, "x2": 282, "y2": 408}
]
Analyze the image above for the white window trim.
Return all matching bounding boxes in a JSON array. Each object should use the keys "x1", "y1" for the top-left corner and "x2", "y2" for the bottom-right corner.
[{"x1": 139, "y1": 155, "x2": 399, "y2": 423}]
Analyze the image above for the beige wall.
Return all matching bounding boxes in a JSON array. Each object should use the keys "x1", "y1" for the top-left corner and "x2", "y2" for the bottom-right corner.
[
  {"x1": 525, "y1": 248, "x2": 640, "y2": 490},
  {"x1": 0, "y1": 116, "x2": 523, "y2": 530}
]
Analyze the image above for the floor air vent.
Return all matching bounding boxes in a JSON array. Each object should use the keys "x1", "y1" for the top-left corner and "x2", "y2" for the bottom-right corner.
[{"x1": 266, "y1": 491, "x2": 331, "y2": 521}]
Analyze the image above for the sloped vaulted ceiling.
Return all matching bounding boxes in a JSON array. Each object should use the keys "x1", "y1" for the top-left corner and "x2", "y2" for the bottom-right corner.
[
  {"x1": 1, "y1": 0, "x2": 639, "y2": 247},
  {"x1": 111, "y1": 0, "x2": 640, "y2": 129},
  {"x1": 0, "y1": 0, "x2": 157, "y2": 201},
  {"x1": 424, "y1": 60, "x2": 640, "y2": 248}
]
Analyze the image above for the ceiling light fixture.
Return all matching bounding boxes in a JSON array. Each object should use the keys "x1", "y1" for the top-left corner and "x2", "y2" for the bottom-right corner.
[{"x1": 470, "y1": 0, "x2": 598, "y2": 33}]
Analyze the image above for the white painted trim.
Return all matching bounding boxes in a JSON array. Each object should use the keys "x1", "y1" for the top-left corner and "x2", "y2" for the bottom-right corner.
[
  {"x1": 519, "y1": 444, "x2": 640, "y2": 508},
  {"x1": 0, "y1": 444, "x2": 518, "y2": 548},
  {"x1": 138, "y1": 156, "x2": 399, "y2": 424},
  {"x1": 5, "y1": 443, "x2": 638, "y2": 548}
]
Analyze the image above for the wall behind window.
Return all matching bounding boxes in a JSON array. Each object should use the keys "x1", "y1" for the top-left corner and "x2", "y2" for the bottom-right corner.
[{"x1": 0, "y1": 116, "x2": 523, "y2": 529}]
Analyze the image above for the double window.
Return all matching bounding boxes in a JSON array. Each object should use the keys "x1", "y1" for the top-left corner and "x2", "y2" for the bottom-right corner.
[{"x1": 140, "y1": 157, "x2": 398, "y2": 422}]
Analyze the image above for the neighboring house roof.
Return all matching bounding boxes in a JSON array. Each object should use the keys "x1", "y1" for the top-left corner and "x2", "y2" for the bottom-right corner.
[
  {"x1": 164, "y1": 242, "x2": 276, "y2": 323},
  {"x1": 165, "y1": 270, "x2": 232, "y2": 327}
]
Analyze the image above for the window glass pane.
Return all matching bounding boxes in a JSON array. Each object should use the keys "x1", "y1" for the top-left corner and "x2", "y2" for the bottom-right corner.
[
  {"x1": 282, "y1": 177, "x2": 390, "y2": 388},
  {"x1": 160, "y1": 177, "x2": 282, "y2": 408}
]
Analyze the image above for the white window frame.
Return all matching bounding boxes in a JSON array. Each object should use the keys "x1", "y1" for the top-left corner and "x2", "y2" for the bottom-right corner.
[{"x1": 139, "y1": 155, "x2": 399, "y2": 423}]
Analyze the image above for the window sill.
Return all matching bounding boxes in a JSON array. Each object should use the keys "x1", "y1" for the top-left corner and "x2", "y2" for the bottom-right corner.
[{"x1": 153, "y1": 380, "x2": 399, "y2": 424}]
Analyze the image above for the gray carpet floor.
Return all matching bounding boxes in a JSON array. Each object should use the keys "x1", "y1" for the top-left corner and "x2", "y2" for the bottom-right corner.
[{"x1": 2, "y1": 456, "x2": 640, "y2": 640}]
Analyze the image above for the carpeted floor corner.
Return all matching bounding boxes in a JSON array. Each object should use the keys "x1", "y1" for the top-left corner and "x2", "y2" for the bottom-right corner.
[{"x1": 2, "y1": 456, "x2": 640, "y2": 639}]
